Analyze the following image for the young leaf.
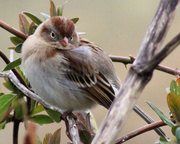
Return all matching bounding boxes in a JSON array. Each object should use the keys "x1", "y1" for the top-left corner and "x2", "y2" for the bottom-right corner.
[
  {"x1": 31, "y1": 104, "x2": 45, "y2": 116},
  {"x1": 176, "y1": 127, "x2": 180, "y2": 143},
  {"x1": 16, "y1": 67, "x2": 29, "y2": 85},
  {"x1": 71, "y1": 18, "x2": 79, "y2": 24},
  {"x1": 45, "y1": 108, "x2": 61, "y2": 123},
  {"x1": 29, "y1": 22, "x2": 36, "y2": 35},
  {"x1": 23, "y1": 12, "x2": 42, "y2": 25},
  {"x1": 167, "y1": 93, "x2": 180, "y2": 123},
  {"x1": 155, "y1": 136, "x2": 171, "y2": 144},
  {"x1": 0, "y1": 121, "x2": 6, "y2": 131},
  {"x1": 43, "y1": 133, "x2": 52, "y2": 144},
  {"x1": 3, "y1": 58, "x2": 21, "y2": 71},
  {"x1": 48, "y1": 128, "x2": 61, "y2": 144},
  {"x1": 15, "y1": 43, "x2": 22, "y2": 53},
  {"x1": 30, "y1": 115, "x2": 54, "y2": 125},
  {"x1": 41, "y1": 13, "x2": 50, "y2": 20},
  {"x1": 176, "y1": 78, "x2": 180, "y2": 86},
  {"x1": 79, "y1": 130, "x2": 92, "y2": 144},
  {"x1": 3, "y1": 81, "x2": 15, "y2": 92},
  {"x1": 12, "y1": 97, "x2": 27, "y2": 120},
  {"x1": 169, "y1": 80, "x2": 180, "y2": 97},
  {"x1": 57, "y1": 1, "x2": 68, "y2": 16},
  {"x1": 147, "y1": 102, "x2": 175, "y2": 127},
  {"x1": 10, "y1": 37, "x2": 24, "y2": 45},
  {"x1": 50, "y1": 0, "x2": 57, "y2": 17},
  {"x1": 0, "y1": 94, "x2": 16, "y2": 122},
  {"x1": 19, "y1": 13, "x2": 30, "y2": 35}
]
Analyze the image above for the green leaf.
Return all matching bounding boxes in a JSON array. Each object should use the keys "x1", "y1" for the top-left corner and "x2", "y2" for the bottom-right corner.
[
  {"x1": 10, "y1": 37, "x2": 24, "y2": 46},
  {"x1": 57, "y1": 1, "x2": 68, "y2": 16},
  {"x1": 12, "y1": 97, "x2": 27, "y2": 120},
  {"x1": 0, "y1": 94, "x2": 16, "y2": 122},
  {"x1": 16, "y1": 67, "x2": 29, "y2": 85},
  {"x1": 41, "y1": 13, "x2": 50, "y2": 20},
  {"x1": 170, "y1": 80, "x2": 180, "y2": 97},
  {"x1": 50, "y1": 0, "x2": 57, "y2": 17},
  {"x1": 45, "y1": 108, "x2": 61, "y2": 123},
  {"x1": 30, "y1": 115, "x2": 54, "y2": 125},
  {"x1": 23, "y1": 12, "x2": 42, "y2": 25},
  {"x1": 15, "y1": 43, "x2": 22, "y2": 53},
  {"x1": 71, "y1": 18, "x2": 79, "y2": 24},
  {"x1": 29, "y1": 22, "x2": 36, "y2": 35},
  {"x1": 79, "y1": 130, "x2": 92, "y2": 144},
  {"x1": 31, "y1": 104, "x2": 45, "y2": 115},
  {"x1": 49, "y1": 128, "x2": 61, "y2": 144},
  {"x1": 3, "y1": 81, "x2": 14, "y2": 92},
  {"x1": 167, "y1": 93, "x2": 180, "y2": 123},
  {"x1": 3, "y1": 58, "x2": 21, "y2": 71},
  {"x1": 155, "y1": 136, "x2": 171, "y2": 144},
  {"x1": 19, "y1": 13, "x2": 30, "y2": 35},
  {"x1": 147, "y1": 102, "x2": 175, "y2": 127},
  {"x1": 176, "y1": 127, "x2": 180, "y2": 143},
  {"x1": 0, "y1": 121, "x2": 6, "y2": 131}
]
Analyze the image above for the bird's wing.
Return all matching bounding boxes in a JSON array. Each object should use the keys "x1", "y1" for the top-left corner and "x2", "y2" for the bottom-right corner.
[{"x1": 60, "y1": 44, "x2": 115, "y2": 109}]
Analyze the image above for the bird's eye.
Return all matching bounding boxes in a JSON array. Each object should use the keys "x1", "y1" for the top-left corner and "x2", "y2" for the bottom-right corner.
[
  {"x1": 50, "y1": 31, "x2": 55, "y2": 39},
  {"x1": 69, "y1": 36, "x2": 73, "y2": 41}
]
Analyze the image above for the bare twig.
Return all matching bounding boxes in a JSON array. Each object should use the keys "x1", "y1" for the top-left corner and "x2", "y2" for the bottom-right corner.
[
  {"x1": 110, "y1": 54, "x2": 180, "y2": 75},
  {"x1": 0, "y1": 20, "x2": 27, "y2": 40},
  {"x1": 116, "y1": 118, "x2": 174, "y2": 144},
  {"x1": 92, "y1": 0, "x2": 180, "y2": 143}
]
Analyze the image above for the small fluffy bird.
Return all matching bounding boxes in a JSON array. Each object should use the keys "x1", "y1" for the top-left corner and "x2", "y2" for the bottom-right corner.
[
  {"x1": 21, "y1": 16, "x2": 120, "y2": 113},
  {"x1": 21, "y1": 16, "x2": 166, "y2": 138}
]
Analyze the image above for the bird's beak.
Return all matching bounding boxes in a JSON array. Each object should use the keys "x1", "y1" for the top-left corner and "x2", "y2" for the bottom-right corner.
[{"x1": 60, "y1": 37, "x2": 68, "y2": 47}]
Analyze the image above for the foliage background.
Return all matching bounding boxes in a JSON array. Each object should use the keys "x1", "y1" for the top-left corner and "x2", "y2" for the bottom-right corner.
[{"x1": 0, "y1": 0, "x2": 180, "y2": 143}]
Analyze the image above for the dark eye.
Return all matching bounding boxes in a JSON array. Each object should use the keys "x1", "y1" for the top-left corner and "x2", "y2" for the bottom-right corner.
[
  {"x1": 50, "y1": 31, "x2": 56, "y2": 39},
  {"x1": 69, "y1": 36, "x2": 73, "y2": 41}
]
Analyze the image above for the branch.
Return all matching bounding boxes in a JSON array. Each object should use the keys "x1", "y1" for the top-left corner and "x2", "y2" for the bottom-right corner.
[
  {"x1": 65, "y1": 114, "x2": 80, "y2": 144},
  {"x1": 0, "y1": 20, "x2": 27, "y2": 40},
  {"x1": 110, "y1": 54, "x2": 180, "y2": 76},
  {"x1": 0, "y1": 71, "x2": 62, "y2": 113},
  {"x1": 92, "y1": 0, "x2": 180, "y2": 143},
  {"x1": 116, "y1": 119, "x2": 174, "y2": 144},
  {"x1": 0, "y1": 71, "x2": 80, "y2": 143}
]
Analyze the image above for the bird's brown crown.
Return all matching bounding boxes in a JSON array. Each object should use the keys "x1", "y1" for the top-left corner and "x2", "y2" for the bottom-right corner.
[{"x1": 40, "y1": 16, "x2": 75, "y2": 39}]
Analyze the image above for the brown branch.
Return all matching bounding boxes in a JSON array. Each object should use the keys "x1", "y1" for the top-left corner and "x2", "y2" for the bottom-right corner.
[
  {"x1": 0, "y1": 20, "x2": 27, "y2": 40},
  {"x1": 116, "y1": 118, "x2": 175, "y2": 144},
  {"x1": 110, "y1": 51, "x2": 180, "y2": 76}
]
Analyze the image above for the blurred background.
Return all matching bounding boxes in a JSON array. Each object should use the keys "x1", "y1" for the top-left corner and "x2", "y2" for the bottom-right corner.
[{"x1": 0, "y1": 0, "x2": 180, "y2": 143}]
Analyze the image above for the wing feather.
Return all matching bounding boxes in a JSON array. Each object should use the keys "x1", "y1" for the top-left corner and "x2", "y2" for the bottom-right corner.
[{"x1": 60, "y1": 39, "x2": 118, "y2": 109}]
